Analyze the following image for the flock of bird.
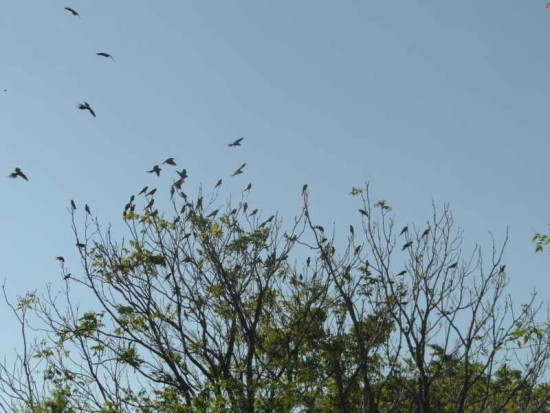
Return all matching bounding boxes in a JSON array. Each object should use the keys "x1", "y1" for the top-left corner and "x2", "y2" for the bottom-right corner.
[
  {"x1": 6, "y1": 7, "x2": 256, "y2": 277},
  {"x1": 8, "y1": 6, "x2": 116, "y2": 182}
]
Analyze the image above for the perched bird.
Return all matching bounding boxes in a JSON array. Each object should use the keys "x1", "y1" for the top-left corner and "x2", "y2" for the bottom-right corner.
[
  {"x1": 250, "y1": 209, "x2": 258, "y2": 216},
  {"x1": 421, "y1": 228, "x2": 430, "y2": 238},
  {"x1": 447, "y1": 262, "x2": 458, "y2": 270},
  {"x1": 244, "y1": 183, "x2": 252, "y2": 191},
  {"x1": 146, "y1": 188, "x2": 157, "y2": 196},
  {"x1": 207, "y1": 209, "x2": 219, "y2": 218},
  {"x1": 302, "y1": 184, "x2": 308, "y2": 194},
  {"x1": 77, "y1": 102, "x2": 96, "y2": 117},
  {"x1": 96, "y1": 52, "x2": 115, "y2": 61},
  {"x1": 63, "y1": 273, "x2": 72, "y2": 280},
  {"x1": 231, "y1": 163, "x2": 246, "y2": 176},
  {"x1": 71, "y1": 200, "x2": 77, "y2": 210},
  {"x1": 400, "y1": 226, "x2": 408, "y2": 236},
  {"x1": 138, "y1": 186, "x2": 149, "y2": 195},
  {"x1": 349, "y1": 225, "x2": 354, "y2": 235},
  {"x1": 64, "y1": 7, "x2": 80, "y2": 17},
  {"x1": 163, "y1": 158, "x2": 176, "y2": 166},
  {"x1": 215, "y1": 179, "x2": 222, "y2": 188},
  {"x1": 314, "y1": 225, "x2": 325, "y2": 232},
  {"x1": 359, "y1": 209, "x2": 368, "y2": 217},
  {"x1": 402, "y1": 241, "x2": 413, "y2": 251},
  {"x1": 56, "y1": 256, "x2": 65, "y2": 263},
  {"x1": 397, "y1": 270, "x2": 407, "y2": 276},
  {"x1": 147, "y1": 165, "x2": 161, "y2": 176},
  {"x1": 8, "y1": 168, "x2": 28, "y2": 181},
  {"x1": 85, "y1": 204, "x2": 91, "y2": 214},
  {"x1": 228, "y1": 137, "x2": 244, "y2": 147},
  {"x1": 76, "y1": 243, "x2": 86, "y2": 249},
  {"x1": 146, "y1": 198, "x2": 155, "y2": 209}
]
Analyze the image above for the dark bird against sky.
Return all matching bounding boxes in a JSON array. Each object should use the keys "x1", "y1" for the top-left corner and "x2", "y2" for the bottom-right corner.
[
  {"x1": 228, "y1": 137, "x2": 244, "y2": 147},
  {"x1": 64, "y1": 7, "x2": 80, "y2": 17},
  {"x1": 96, "y1": 52, "x2": 115, "y2": 61},
  {"x1": 77, "y1": 102, "x2": 96, "y2": 117},
  {"x1": 8, "y1": 168, "x2": 28, "y2": 181}
]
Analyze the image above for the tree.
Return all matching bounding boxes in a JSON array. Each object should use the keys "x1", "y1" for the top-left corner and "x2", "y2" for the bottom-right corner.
[{"x1": 0, "y1": 173, "x2": 549, "y2": 412}]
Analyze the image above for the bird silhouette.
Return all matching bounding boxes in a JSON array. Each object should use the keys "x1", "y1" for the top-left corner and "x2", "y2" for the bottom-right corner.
[
  {"x1": 71, "y1": 200, "x2": 76, "y2": 210},
  {"x1": 76, "y1": 243, "x2": 86, "y2": 249},
  {"x1": 138, "y1": 186, "x2": 149, "y2": 196},
  {"x1": 207, "y1": 209, "x2": 219, "y2": 218},
  {"x1": 302, "y1": 184, "x2": 308, "y2": 194},
  {"x1": 64, "y1": 7, "x2": 80, "y2": 17},
  {"x1": 250, "y1": 209, "x2": 258, "y2": 216},
  {"x1": 77, "y1": 102, "x2": 96, "y2": 117},
  {"x1": 359, "y1": 209, "x2": 368, "y2": 217},
  {"x1": 349, "y1": 225, "x2": 354, "y2": 235},
  {"x1": 163, "y1": 158, "x2": 176, "y2": 166},
  {"x1": 146, "y1": 199, "x2": 155, "y2": 209},
  {"x1": 447, "y1": 262, "x2": 458, "y2": 269},
  {"x1": 228, "y1": 137, "x2": 244, "y2": 147},
  {"x1": 244, "y1": 183, "x2": 252, "y2": 191},
  {"x1": 215, "y1": 179, "x2": 222, "y2": 188},
  {"x1": 421, "y1": 228, "x2": 430, "y2": 238},
  {"x1": 402, "y1": 241, "x2": 413, "y2": 251},
  {"x1": 400, "y1": 226, "x2": 408, "y2": 236},
  {"x1": 397, "y1": 270, "x2": 407, "y2": 276},
  {"x1": 177, "y1": 169, "x2": 188, "y2": 180},
  {"x1": 56, "y1": 256, "x2": 65, "y2": 263},
  {"x1": 146, "y1": 188, "x2": 157, "y2": 196},
  {"x1": 231, "y1": 163, "x2": 246, "y2": 176},
  {"x1": 96, "y1": 52, "x2": 115, "y2": 61},
  {"x1": 85, "y1": 204, "x2": 91, "y2": 214},
  {"x1": 8, "y1": 168, "x2": 28, "y2": 181},
  {"x1": 147, "y1": 165, "x2": 161, "y2": 176}
]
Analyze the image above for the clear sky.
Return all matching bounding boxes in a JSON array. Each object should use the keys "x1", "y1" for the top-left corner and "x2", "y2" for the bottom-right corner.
[{"x1": 0, "y1": 1, "x2": 548, "y2": 351}]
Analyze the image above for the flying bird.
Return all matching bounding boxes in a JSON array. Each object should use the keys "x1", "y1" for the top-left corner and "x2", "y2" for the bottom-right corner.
[
  {"x1": 77, "y1": 102, "x2": 96, "y2": 117},
  {"x1": 64, "y1": 7, "x2": 80, "y2": 17},
  {"x1": 177, "y1": 169, "x2": 188, "y2": 180},
  {"x1": 96, "y1": 52, "x2": 115, "y2": 61},
  {"x1": 228, "y1": 137, "x2": 244, "y2": 147},
  {"x1": 147, "y1": 165, "x2": 161, "y2": 176},
  {"x1": 8, "y1": 168, "x2": 28, "y2": 181},
  {"x1": 231, "y1": 163, "x2": 246, "y2": 176},
  {"x1": 163, "y1": 158, "x2": 176, "y2": 166}
]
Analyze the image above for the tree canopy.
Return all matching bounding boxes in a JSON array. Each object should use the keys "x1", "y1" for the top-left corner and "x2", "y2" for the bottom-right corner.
[{"x1": 1, "y1": 171, "x2": 549, "y2": 412}]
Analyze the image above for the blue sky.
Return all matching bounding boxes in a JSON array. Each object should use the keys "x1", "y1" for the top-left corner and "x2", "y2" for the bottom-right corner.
[{"x1": 0, "y1": 1, "x2": 549, "y2": 350}]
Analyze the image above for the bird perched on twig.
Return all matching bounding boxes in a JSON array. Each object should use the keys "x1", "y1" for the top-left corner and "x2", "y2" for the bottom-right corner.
[
  {"x1": 77, "y1": 102, "x2": 96, "y2": 117},
  {"x1": 231, "y1": 163, "x2": 246, "y2": 176},
  {"x1": 228, "y1": 137, "x2": 244, "y2": 147},
  {"x1": 96, "y1": 52, "x2": 115, "y2": 61},
  {"x1": 215, "y1": 179, "x2": 222, "y2": 188},
  {"x1": 56, "y1": 256, "x2": 65, "y2": 263},
  {"x1": 64, "y1": 7, "x2": 80, "y2": 18},
  {"x1": 8, "y1": 168, "x2": 28, "y2": 181}
]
